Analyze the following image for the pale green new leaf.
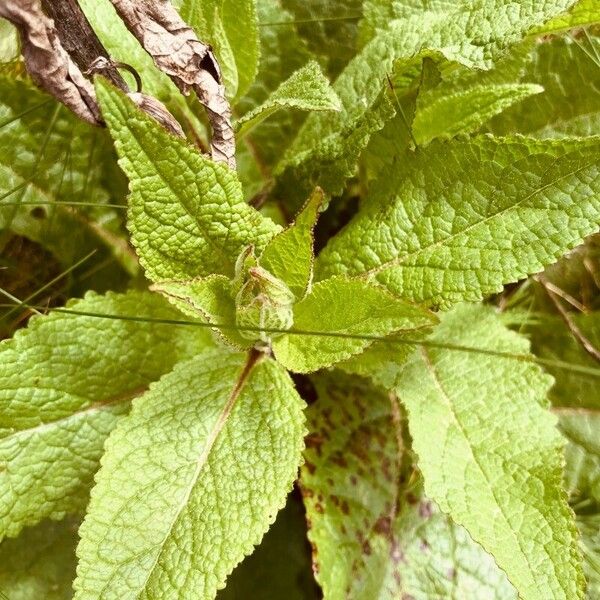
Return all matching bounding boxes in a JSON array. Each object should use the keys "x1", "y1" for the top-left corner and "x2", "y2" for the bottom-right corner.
[
  {"x1": 0, "y1": 290, "x2": 211, "y2": 540},
  {"x1": 74, "y1": 351, "x2": 305, "y2": 600},
  {"x1": 0, "y1": 517, "x2": 79, "y2": 600},
  {"x1": 413, "y1": 83, "x2": 543, "y2": 145},
  {"x1": 236, "y1": 61, "x2": 341, "y2": 138},
  {"x1": 181, "y1": 0, "x2": 260, "y2": 100},
  {"x1": 301, "y1": 373, "x2": 516, "y2": 600},
  {"x1": 152, "y1": 275, "x2": 251, "y2": 349},
  {"x1": 272, "y1": 276, "x2": 436, "y2": 373},
  {"x1": 489, "y1": 34, "x2": 600, "y2": 138},
  {"x1": 95, "y1": 79, "x2": 280, "y2": 282},
  {"x1": 259, "y1": 187, "x2": 323, "y2": 298},
  {"x1": 317, "y1": 135, "x2": 600, "y2": 308},
  {"x1": 396, "y1": 304, "x2": 585, "y2": 599}
]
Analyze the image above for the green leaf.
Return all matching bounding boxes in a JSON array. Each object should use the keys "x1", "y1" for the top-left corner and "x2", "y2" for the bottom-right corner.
[
  {"x1": 0, "y1": 20, "x2": 18, "y2": 62},
  {"x1": 395, "y1": 304, "x2": 585, "y2": 600},
  {"x1": 336, "y1": 329, "x2": 431, "y2": 390},
  {"x1": 301, "y1": 372, "x2": 516, "y2": 599},
  {"x1": 576, "y1": 513, "x2": 600, "y2": 599},
  {"x1": 277, "y1": 0, "x2": 579, "y2": 199},
  {"x1": 361, "y1": 43, "x2": 536, "y2": 182},
  {"x1": 280, "y1": 0, "x2": 363, "y2": 78},
  {"x1": 413, "y1": 83, "x2": 543, "y2": 145},
  {"x1": 561, "y1": 410, "x2": 600, "y2": 505},
  {"x1": 236, "y1": 61, "x2": 341, "y2": 138},
  {"x1": 317, "y1": 135, "x2": 600, "y2": 308},
  {"x1": 534, "y1": 0, "x2": 600, "y2": 33},
  {"x1": 272, "y1": 276, "x2": 436, "y2": 373},
  {"x1": 79, "y1": 0, "x2": 177, "y2": 103},
  {"x1": 0, "y1": 517, "x2": 79, "y2": 600},
  {"x1": 95, "y1": 79, "x2": 280, "y2": 282},
  {"x1": 489, "y1": 33, "x2": 600, "y2": 138},
  {"x1": 0, "y1": 73, "x2": 136, "y2": 277},
  {"x1": 275, "y1": 89, "x2": 395, "y2": 203},
  {"x1": 0, "y1": 290, "x2": 211, "y2": 540},
  {"x1": 181, "y1": 0, "x2": 260, "y2": 100},
  {"x1": 526, "y1": 312, "x2": 600, "y2": 504},
  {"x1": 362, "y1": 0, "x2": 579, "y2": 48},
  {"x1": 152, "y1": 275, "x2": 250, "y2": 349},
  {"x1": 259, "y1": 187, "x2": 323, "y2": 298},
  {"x1": 234, "y1": 0, "x2": 314, "y2": 188},
  {"x1": 74, "y1": 350, "x2": 305, "y2": 600}
]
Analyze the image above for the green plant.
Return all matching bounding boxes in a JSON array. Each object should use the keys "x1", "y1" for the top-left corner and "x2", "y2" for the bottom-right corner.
[{"x1": 0, "y1": 0, "x2": 600, "y2": 598}]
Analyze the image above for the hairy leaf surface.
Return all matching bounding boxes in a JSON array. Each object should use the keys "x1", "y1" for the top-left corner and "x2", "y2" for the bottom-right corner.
[
  {"x1": 413, "y1": 83, "x2": 543, "y2": 145},
  {"x1": 95, "y1": 80, "x2": 280, "y2": 282},
  {"x1": 534, "y1": 0, "x2": 600, "y2": 33},
  {"x1": 317, "y1": 136, "x2": 600, "y2": 308},
  {"x1": 272, "y1": 277, "x2": 436, "y2": 373},
  {"x1": 236, "y1": 61, "x2": 341, "y2": 138},
  {"x1": 259, "y1": 188, "x2": 322, "y2": 298},
  {"x1": 277, "y1": 0, "x2": 578, "y2": 198},
  {"x1": 74, "y1": 351, "x2": 305, "y2": 600},
  {"x1": 152, "y1": 275, "x2": 250, "y2": 349},
  {"x1": 0, "y1": 290, "x2": 211, "y2": 540},
  {"x1": 396, "y1": 304, "x2": 585, "y2": 599}
]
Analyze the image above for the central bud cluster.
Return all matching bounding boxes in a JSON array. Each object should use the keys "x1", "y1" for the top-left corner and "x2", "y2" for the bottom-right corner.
[{"x1": 232, "y1": 246, "x2": 295, "y2": 343}]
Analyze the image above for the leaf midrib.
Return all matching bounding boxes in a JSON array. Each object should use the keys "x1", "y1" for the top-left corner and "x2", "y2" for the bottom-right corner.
[
  {"x1": 133, "y1": 350, "x2": 259, "y2": 598},
  {"x1": 359, "y1": 155, "x2": 597, "y2": 277},
  {"x1": 419, "y1": 347, "x2": 539, "y2": 594},
  {"x1": 2, "y1": 385, "x2": 146, "y2": 442}
]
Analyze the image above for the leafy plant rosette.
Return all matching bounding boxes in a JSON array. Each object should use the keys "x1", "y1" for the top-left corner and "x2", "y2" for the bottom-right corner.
[{"x1": 1, "y1": 0, "x2": 600, "y2": 599}]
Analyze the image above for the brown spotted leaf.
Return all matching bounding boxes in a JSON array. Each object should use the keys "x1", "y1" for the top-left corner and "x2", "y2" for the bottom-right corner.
[{"x1": 300, "y1": 372, "x2": 516, "y2": 599}]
